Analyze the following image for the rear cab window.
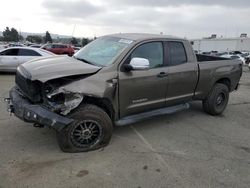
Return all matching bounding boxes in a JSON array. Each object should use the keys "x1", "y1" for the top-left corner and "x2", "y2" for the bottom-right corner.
[{"x1": 168, "y1": 41, "x2": 187, "y2": 66}]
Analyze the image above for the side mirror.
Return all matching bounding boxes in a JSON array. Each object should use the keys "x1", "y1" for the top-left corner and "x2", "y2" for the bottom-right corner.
[{"x1": 124, "y1": 57, "x2": 150, "y2": 71}]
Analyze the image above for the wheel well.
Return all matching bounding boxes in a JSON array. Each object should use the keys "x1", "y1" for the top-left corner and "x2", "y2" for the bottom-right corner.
[
  {"x1": 82, "y1": 96, "x2": 115, "y2": 121},
  {"x1": 216, "y1": 78, "x2": 231, "y2": 90}
]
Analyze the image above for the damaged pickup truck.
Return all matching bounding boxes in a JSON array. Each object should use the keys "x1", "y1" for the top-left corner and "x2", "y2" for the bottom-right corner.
[{"x1": 6, "y1": 33, "x2": 242, "y2": 152}]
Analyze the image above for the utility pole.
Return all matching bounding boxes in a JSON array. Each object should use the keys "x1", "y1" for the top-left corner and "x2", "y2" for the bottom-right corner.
[{"x1": 72, "y1": 24, "x2": 76, "y2": 37}]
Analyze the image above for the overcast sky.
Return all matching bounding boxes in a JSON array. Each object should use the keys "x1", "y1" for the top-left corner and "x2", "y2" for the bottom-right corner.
[{"x1": 0, "y1": 0, "x2": 249, "y2": 39}]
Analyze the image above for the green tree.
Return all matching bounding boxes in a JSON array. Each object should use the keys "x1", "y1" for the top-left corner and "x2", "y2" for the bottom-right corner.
[
  {"x1": 81, "y1": 37, "x2": 90, "y2": 47},
  {"x1": 71, "y1": 37, "x2": 78, "y2": 45},
  {"x1": 19, "y1": 34, "x2": 24, "y2": 41},
  {"x1": 26, "y1": 35, "x2": 43, "y2": 43},
  {"x1": 2, "y1": 27, "x2": 19, "y2": 42},
  {"x1": 44, "y1": 31, "x2": 52, "y2": 43},
  {"x1": 2, "y1": 27, "x2": 11, "y2": 41}
]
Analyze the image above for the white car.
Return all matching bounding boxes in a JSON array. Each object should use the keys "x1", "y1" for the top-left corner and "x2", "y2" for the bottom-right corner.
[
  {"x1": 0, "y1": 47, "x2": 55, "y2": 72},
  {"x1": 220, "y1": 54, "x2": 245, "y2": 65}
]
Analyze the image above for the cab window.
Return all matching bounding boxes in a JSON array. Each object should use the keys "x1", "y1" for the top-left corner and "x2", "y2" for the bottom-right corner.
[
  {"x1": 130, "y1": 42, "x2": 164, "y2": 69},
  {"x1": 168, "y1": 42, "x2": 187, "y2": 66}
]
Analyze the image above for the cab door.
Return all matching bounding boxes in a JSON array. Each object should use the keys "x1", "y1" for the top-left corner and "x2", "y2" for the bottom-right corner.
[
  {"x1": 165, "y1": 41, "x2": 198, "y2": 105},
  {"x1": 118, "y1": 41, "x2": 168, "y2": 118}
]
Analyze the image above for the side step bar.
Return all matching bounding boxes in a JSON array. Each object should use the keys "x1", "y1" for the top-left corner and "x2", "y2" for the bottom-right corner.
[{"x1": 115, "y1": 103, "x2": 190, "y2": 126}]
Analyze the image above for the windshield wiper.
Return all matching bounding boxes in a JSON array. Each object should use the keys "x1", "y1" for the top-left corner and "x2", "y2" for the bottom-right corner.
[
  {"x1": 73, "y1": 56, "x2": 94, "y2": 65},
  {"x1": 73, "y1": 56, "x2": 104, "y2": 67}
]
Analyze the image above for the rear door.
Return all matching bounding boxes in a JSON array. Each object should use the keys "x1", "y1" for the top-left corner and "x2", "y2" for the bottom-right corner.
[
  {"x1": 165, "y1": 41, "x2": 198, "y2": 105},
  {"x1": 0, "y1": 48, "x2": 19, "y2": 71},
  {"x1": 18, "y1": 49, "x2": 42, "y2": 64},
  {"x1": 118, "y1": 41, "x2": 168, "y2": 117}
]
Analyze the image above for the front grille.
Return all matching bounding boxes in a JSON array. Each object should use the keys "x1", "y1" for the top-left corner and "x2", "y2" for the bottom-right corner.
[{"x1": 15, "y1": 69, "x2": 42, "y2": 103}]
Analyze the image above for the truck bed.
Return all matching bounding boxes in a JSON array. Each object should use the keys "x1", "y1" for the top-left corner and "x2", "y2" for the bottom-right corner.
[
  {"x1": 196, "y1": 54, "x2": 228, "y2": 62},
  {"x1": 194, "y1": 57, "x2": 242, "y2": 100}
]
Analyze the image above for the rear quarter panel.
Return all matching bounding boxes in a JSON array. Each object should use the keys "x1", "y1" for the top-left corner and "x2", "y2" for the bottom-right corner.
[{"x1": 194, "y1": 60, "x2": 242, "y2": 100}]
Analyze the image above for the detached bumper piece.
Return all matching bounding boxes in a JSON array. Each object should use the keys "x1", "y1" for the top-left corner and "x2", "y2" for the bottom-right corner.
[{"x1": 8, "y1": 87, "x2": 74, "y2": 131}]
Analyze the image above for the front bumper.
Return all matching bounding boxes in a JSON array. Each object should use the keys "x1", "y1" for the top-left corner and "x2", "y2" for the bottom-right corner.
[{"x1": 6, "y1": 87, "x2": 74, "y2": 131}]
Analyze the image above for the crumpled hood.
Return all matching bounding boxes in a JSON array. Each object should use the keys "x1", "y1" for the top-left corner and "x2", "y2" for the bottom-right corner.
[{"x1": 19, "y1": 56, "x2": 101, "y2": 82}]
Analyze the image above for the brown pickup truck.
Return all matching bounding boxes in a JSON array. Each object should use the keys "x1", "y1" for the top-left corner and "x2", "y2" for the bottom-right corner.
[{"x1": 6, "y1": 33, "x2": 242, "y2": 152}]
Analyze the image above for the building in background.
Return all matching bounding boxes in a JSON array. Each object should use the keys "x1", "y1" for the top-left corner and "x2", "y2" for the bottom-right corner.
[{"x1": 191, "y1": 34, "x2": 250, "y2": 53}]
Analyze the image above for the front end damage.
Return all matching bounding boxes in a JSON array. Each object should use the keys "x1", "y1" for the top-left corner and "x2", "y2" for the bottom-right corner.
[
  {"x1": 45, "y1": 86, "x2": 84, "y2": 116},
  {"x1": 7, "y1": 87, "x2": 74, "y2": 131},
  {"x1": 7, "y1": 80, "x2": 85, "y2": 131},
  {"x1": 7, "y1": 63, "x2": 117, "y2": 131},
  {"x1": 7, "y1": 77, "x2": 89, "y2": 130},
  {"x1": 7, "y1": 68, "x2": 95, "y2": 131}
]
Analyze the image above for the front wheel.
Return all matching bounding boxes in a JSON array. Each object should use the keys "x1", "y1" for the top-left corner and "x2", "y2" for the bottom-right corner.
[
  {"x1": 202, "y1": 83, "x2": 229, "y2": 115},
  {"x1": 57, "y1": 104, "x2": 113, "y2": 152}
]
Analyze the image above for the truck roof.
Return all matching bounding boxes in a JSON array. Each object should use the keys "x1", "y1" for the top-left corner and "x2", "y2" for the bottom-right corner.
[{"x1": 104, "y1": 33, "x2": 183, "y2": 42}]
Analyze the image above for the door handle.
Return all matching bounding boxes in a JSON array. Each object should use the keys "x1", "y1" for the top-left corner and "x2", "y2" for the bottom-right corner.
[{"x1": 157, "y1": 72, "x2": 168, "y2": 78}]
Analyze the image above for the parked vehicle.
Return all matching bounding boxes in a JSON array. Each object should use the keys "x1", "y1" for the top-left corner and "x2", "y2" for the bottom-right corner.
[
  {"x1": 30, "y1": 44, "x2": 42, "y2": 48},
  {"x1": 220, "y1": 54, "x2": 245, "y2": 64},
  {"x1": 202, "y1": 51, "x2": 219, "y2": 56},
  {"x1": 6, "y1": 33, "x2": 242, "y2": 152},
  {"x1": 41, "y1": 43, "x2": 74, "y2": 56},
  {"x1": 0, "y1": 47, "x2": 55, "y2": 72},
  {"x1": 73, "y1": 46, "x2": 81, "y2": 54},
  {"x1": 239, "y1": 53, "x2": 250, "y2": 64},
  {"x1": 8, "y1": 43, "x2": 25, "y2": 47},
  {"x1": 245, "y1": 56, "x2": 250, "y2": 65}
]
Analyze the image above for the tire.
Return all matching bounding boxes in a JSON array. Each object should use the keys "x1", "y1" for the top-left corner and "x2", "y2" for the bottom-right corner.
[
  {"x1": 57, "y1": 104, "x2": 113, "y2": 153},
  {"x1": 202, "y1": 83, "x2": 229, "y2": 116}
]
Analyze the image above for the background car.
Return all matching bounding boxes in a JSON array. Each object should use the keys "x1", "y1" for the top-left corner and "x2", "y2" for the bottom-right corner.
[
  {"x1": 220, "y1": 54, "x2": 245, "y2": 64},
  {"x1": 0, "y1": 47, "x2": 55, "y2": 72},
  {"x1": 41, "y1": 43, "x2": 74, "y2": 56},
  {"x1": 8, "y1": 43, "x2": 25, "y2": 47},
  {"x1": 73, "y1": 46, "x2": 81, "y2": 53},
  {"x1": 30, "y1": 44, "x2": 42, "y2": 48},
  {"x1": 239, "y1": 53, "x2": 250, "y2": 65}
]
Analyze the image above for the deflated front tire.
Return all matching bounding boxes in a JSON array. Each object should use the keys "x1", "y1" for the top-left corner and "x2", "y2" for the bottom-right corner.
[{"x1": 57, "y1": 104, "x2": 113, "y2": 152}]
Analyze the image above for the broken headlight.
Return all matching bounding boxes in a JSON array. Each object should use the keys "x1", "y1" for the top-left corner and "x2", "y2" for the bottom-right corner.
[{"x1": 46, "y1": 88, "x2": 83, "y2": 115}]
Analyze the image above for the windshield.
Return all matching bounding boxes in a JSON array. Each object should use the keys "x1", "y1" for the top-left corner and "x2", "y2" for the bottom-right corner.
[{"x1": 74, "y1": 37, "x2": 133, "y2": 67}]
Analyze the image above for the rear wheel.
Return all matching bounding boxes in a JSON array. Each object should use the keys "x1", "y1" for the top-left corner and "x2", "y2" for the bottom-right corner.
[
  {"x1": 202, "y1": 83, "x2": 229, "y2": 115},
  {"x1": 57, "y1": 104, "x2": 113, "y2": 152}
]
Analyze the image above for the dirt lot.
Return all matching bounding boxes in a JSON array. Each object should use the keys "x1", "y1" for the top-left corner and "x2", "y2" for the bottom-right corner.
[{"x1": 0, "y1": 67, "x2": 249, "y2": 188}]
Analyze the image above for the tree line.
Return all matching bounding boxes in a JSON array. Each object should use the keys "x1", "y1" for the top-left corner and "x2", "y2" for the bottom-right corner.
[{"x1": 0, "y1": 27, "x2": 92, "y2": 47}]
